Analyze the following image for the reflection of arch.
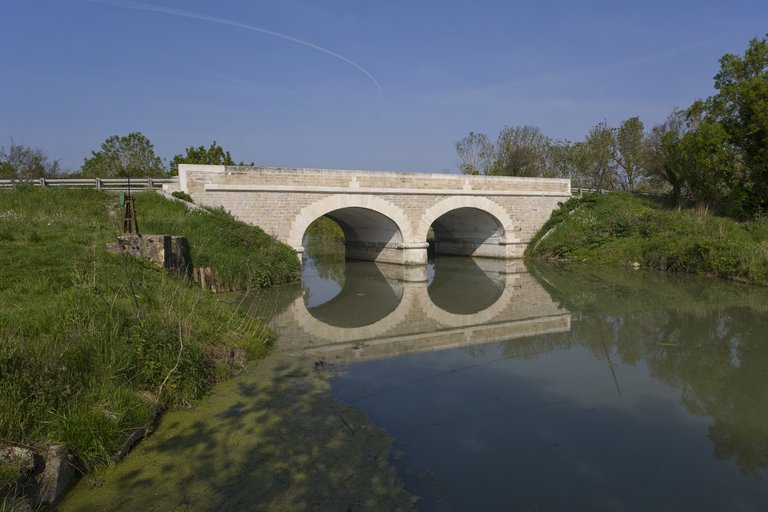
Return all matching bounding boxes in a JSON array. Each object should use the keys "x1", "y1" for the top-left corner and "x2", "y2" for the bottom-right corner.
[
  {"x1": 417, "y1": 196, "x2": 520, "y2": 244},
  {"x1": 288, "y1": 195, "x2": 413, "y2": 250},
  {"x1": 288, "y1": 284, "x2": 418, "y2": 344},
  {"x1": 278, "y1": 260, "x2": 523, "y2": 345},
  {"x1": 428, "y1": 257, "x2": 505, "y2": 314},
  {"x1": 423, "y1": 275, "x2": 520, "y2": 328},
  {"x1": 305, "y1": 262, "x2": 403, "y2": 328}
]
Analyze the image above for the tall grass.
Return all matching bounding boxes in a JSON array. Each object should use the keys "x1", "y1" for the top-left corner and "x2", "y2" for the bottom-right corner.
[
  {"x1": 0, "y1": 187, "x2": 289, "y2": 473},
  {"x1": 527, "y1": 193, "x2": 768, "y2": 285},
  {"x1": 135, "y1": 193, "x2": 300, "y2": 289}
]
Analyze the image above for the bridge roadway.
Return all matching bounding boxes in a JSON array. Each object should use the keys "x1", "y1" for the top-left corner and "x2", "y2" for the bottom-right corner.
[
  {"x1": 271, "y1": 257, "x2": 571, "y2": 364},
  {"x1": 176, "y1": 165, "x2": 570, "y2": 267}
]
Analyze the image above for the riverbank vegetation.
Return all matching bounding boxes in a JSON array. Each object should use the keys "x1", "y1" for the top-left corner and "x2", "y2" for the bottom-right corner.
[
  {"x1": 305, "y1": 216, "x2": 344, "y2": 242},
  {"x1": 138, "y1": 194, "x2": 300, "y2": 290},
  {"x1": 527, "y1": 193, "x2": 768, "y2": 285},
  {"x1": 0, "y1": 187, "x2": 298, "y2": 479}
]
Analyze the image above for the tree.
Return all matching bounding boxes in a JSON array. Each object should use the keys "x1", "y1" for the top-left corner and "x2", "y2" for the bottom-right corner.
[
  {"x1": 170, "y1": 141, "x2": 236, "y2": 175},
  {"x1": 81, "y1": 132, "x2": 165, "y2": 178},
  {"x1": 676, "y1": 116, "x2": 743, "y2": 214},
  {"x1": 0, "y1": 141, "x2": 61, "y2": 179},
  {"x1": 714, "y1": 36, "x2": 768, "y2": 215},
  {"x1": 646, "y1": 111, "x2": 687, "y2": 202},
  {"x1": 455, "y1": 132, "x2": 495, "y2": 175},
  {"x1": 613, "y1": 116, "x2": 646, "y2": 191},
  {"x1": 665, "y1": 38, "x2": 768, "y2": 217},
  {"x1": 581, "y1": 122, "x2": 616, "y2": 192},
  {"x1": 491, "y1": 125, "x2": 549, "y2": 177},
  {"x1": 546, "y1": 140, "x2": 578, "y2": 182}
]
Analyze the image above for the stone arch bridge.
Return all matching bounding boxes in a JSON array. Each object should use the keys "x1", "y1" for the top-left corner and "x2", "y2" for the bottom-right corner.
[{"x1": 177, "y1": 165, "x2": 570, "y2": 266}]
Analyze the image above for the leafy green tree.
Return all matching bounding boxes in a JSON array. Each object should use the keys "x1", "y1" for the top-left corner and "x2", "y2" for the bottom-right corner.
[
  {"x1": 711, "y1": 36, "x2": 768, "y2": 210},
  {"x1": 581, "y1": 122, "x2": 615, "y2": 192},
  {"x1": 455, "y1": 131, "x2": 495, "y2": 175},
  {"x1": 546, "y1": 140, "x2": 578, "y2": 182},
  {"x1": 0, "y1": 141, "x2": 61, "y2": 179},
  {"x1": 677, "y1": 116, "x2": 743, "y2": 214},
  {"x1": 646, "y1": 111, "x2": 687, "y2": 202},
  {"x1": 491, "y1": 125, "x2": 550, "y2": 177},
  {"x1": 169, "y1": 141, "x2": 236, "y2": 175},
  {"x1": 675, "y1": 35, "x2": 768, "y2": 217},
  {"x1": 81, "y1": 132, "x2": 165, "y2": 178},
  {"x1": 613, "y1": 116, "x2": 646, "y2": 191}
]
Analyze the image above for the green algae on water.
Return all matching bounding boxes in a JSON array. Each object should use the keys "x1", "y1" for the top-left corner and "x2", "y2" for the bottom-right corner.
[{"x1": 58, "y1": 353, "x2": 416, "y2": 512}]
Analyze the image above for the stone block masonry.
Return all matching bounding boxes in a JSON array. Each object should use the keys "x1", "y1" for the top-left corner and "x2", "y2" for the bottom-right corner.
[
  {"x1": 107, "y1": 235, "x2": 191, "y2": 276},
  {"x1": 178, "y1": 165, "x2": 571, "y2": 267}
]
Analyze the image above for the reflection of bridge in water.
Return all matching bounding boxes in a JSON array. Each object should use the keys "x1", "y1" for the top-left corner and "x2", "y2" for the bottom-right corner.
[{"x1": 273, "y1": 257, "x2": 571, "y2": 363}]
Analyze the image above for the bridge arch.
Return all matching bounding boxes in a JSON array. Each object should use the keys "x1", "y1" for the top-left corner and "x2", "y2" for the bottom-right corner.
[
  {"x1": 288, "y1": 195, "x2": 417, "y2": 264},
  {"x1": 417, "y1": 197, "x2": 521, "y2": 258}
]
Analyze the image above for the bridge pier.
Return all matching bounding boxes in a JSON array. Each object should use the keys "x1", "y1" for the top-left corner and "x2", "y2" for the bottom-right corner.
[
  {"x1": 433, "y1": 240, "x2": 527, "y2": 259},
  {"x1": 344, "y1": 241, "x2": 429, "y2": 267}
]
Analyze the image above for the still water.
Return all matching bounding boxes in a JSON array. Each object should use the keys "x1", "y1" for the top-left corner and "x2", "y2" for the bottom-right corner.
[{"x1": 284, "y1": 239, "x2": 768, "y2": 511}]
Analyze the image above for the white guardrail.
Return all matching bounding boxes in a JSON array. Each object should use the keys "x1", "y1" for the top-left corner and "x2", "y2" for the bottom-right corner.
[
  {"x1": 572, "y1": 187, "x2": 609, "y2": 196},
  {"x1": 0, "y1": 177, "x2": 179, "y2": 191},
  {"x1": 0, "y1": 178, "x2": 617, "y2": 197}
]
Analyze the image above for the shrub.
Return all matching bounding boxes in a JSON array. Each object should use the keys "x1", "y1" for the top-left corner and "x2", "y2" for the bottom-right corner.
[
  {"x1": 528, "y1": 192, "x2": 768, "y2": 285},
  {"x1": 171, "y1": 190, "x2": 194, "y2": 203}
]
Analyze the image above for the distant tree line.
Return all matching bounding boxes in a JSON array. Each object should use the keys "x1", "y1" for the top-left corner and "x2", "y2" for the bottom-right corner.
[
  {"x1": 0, "y1": 140, "x2": 61, "y2": 179},
  {"x1": 456, "y1": 119, "x2": 652, "y2": 193},
  {"x1": 456, "y1": 35, "x2": 768, "y2": 219},
  {"x1": 0, "y1": 134, "x2": 251, "y2": 180}
]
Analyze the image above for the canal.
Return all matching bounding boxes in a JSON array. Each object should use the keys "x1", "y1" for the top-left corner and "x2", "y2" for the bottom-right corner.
[
  {"x1": 293, "y1": 239, "x2": 768, "y2": 511},
  {"x1": 59, "y1": 238, "x2": 768, "y2": 511}
]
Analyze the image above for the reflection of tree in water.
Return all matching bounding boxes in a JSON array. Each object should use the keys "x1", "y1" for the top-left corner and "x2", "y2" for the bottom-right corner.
[
  {"x1": 304, "y1": 236, "x2": 345, "y2": 285},
  {"x1": 532, "y1": 263, "x2": 768, "y2": 475},
  {"x1": 649, "y1": 309, "x2": 768, "y2": 475}
]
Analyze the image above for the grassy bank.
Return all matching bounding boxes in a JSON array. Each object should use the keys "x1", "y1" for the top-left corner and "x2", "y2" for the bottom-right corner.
[
  {"x1": 526, "y1": 193, "x2": 768, "y2": 285},
  {"x1": 0, "y1": 187, "x2": 299, "y2": 476},
  {"x1": 139, "y1": 193, "x2": 300, "y2": 289}
]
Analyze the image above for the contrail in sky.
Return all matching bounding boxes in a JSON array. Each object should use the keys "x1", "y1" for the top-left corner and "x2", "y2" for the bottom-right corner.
[{"x1": 83, "y1": 0, "x2": 383, "y2": 97}]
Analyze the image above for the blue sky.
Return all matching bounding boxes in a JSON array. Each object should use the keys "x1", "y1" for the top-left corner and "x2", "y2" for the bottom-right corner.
[{"x1": 1, "y1": 0, "x2": 766, "y2": 173}]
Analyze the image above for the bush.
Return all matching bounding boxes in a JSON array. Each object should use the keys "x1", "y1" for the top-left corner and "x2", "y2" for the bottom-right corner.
[
  {"x1": 171, "y1": 190, "x2": 194, "y2": 203},
  {"x1": 528, "y1": 192, "x2": 768, "y2": 285}
]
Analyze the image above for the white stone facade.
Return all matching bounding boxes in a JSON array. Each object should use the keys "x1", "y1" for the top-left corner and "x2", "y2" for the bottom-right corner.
[{"x1": 178, "y1": 165, "x2": 571, "y2": 265}]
